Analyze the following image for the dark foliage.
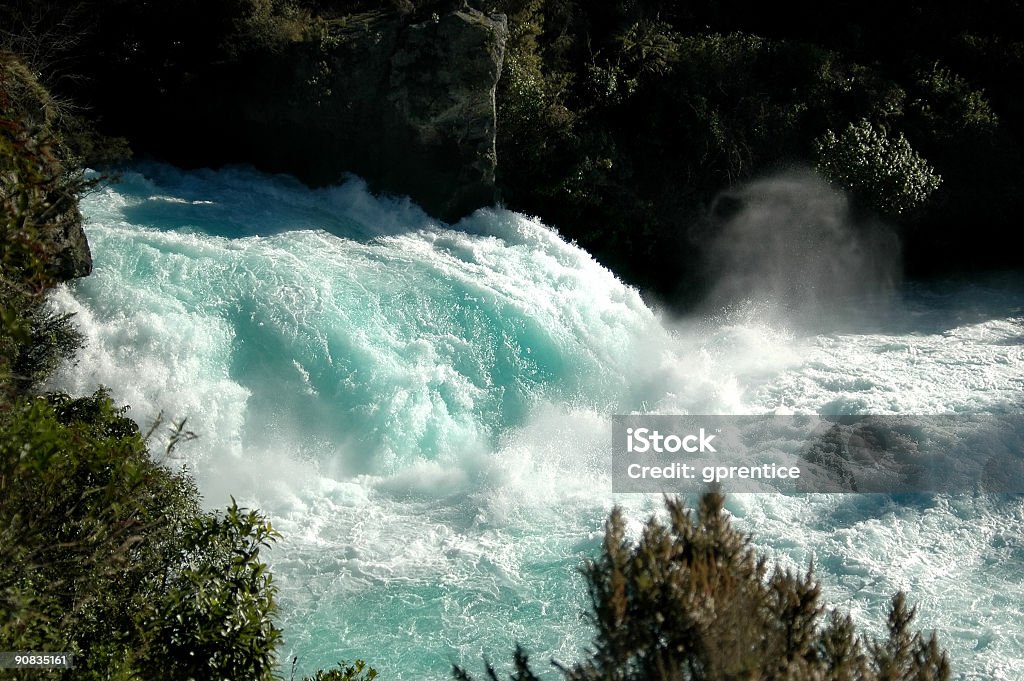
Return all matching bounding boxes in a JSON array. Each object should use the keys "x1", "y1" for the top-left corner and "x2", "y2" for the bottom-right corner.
[
  {"x1": 300, "y1": 659, "x2": 380, "y2": 681},
  {"x1": 0, "y1": 390, "x2": 285, "y2": 680},
  {"x1": 1, "y1": 53, "x2": 91, "y2": 404}
]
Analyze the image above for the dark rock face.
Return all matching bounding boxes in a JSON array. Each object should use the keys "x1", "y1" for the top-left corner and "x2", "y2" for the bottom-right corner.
[
  {"x1": 383, "y1": 9, "x2": 508, "y2": 219},
  {"x1": 49, "y1": 206, "x2": 93, "y2": 281},
  {"x1": 103, "y1": 7, "x2": 508, "y2": 222}
]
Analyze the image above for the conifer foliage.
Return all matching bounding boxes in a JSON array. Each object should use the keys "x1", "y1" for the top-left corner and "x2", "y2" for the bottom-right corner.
[{"x1": 456, "y1": 492, "x2": 950, "y2": 681}]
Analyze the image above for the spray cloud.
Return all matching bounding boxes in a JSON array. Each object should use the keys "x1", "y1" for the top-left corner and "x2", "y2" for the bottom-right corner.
[{"x1": 700, "y1": 170, "x2": 901, "y2": 323}]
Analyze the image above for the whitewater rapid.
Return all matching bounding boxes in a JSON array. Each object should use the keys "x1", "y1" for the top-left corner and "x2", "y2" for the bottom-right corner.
[{"x1": 48, "y1": 164, "x2": 1024, "y2": 679}]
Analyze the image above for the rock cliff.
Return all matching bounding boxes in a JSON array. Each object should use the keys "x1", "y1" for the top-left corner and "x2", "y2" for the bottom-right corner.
[{"x1": 99, "y1": 6, "x2": 507, "y2": 222}]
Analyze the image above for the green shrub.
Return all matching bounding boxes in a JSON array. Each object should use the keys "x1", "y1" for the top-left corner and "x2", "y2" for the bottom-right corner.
[
  {"x1": 151, "y1": 500, "x2": 283, "y2": 681},
  {"x1": 815, "y1": 119, "x2": 942, "y2": 216},
  {"x1": 456, "y1": 491, "x2": 950, "y2": 681},
  {"x1": 0, "y1": 390, "x2": 191, "y2": 677},
  {"x1": 0, "y1": 391, "x2": 284, "y2": 680},
  {"x1": 0, "y1": 55, "x2": 84, "y2": 288},
  {"x1": 302, "y1": 659, "x2": 379, "y2": 681},
  {"x1": 908, "y1": 62, "x2": 998, "y2": 140},
  {"x1": 4, "y1": 300, "x2": 84, "y2": 394}
]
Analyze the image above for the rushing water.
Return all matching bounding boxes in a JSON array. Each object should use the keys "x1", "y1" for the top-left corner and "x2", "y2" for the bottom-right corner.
[{"x1": 48, "y1": 163, "x2": 1024, "y2": 679}]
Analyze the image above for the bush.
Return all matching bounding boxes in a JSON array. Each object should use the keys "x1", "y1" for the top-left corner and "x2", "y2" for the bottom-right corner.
[
  {"x1": 3, "y1": 298, "x2": 84, "y2": 395},
  {"x1": 815, "y1": 119, "x2": 942, "y2": 216},
  {"x1": 152, "y1": 500, "x2": 283, "y2": 681},
  {"x1": 907, "y1": 62, "x2": 998, "y2": 140},
  {"x1": 456, "y1": 491, "x2": 950, "y2": 681},
  {"x1": 302, "y1": 659, "x2": 379, "y2": 681},
  {"x1": 0, "y1": 390, "x2": 191, "y2": 677},
  {"x1": 0, "y1": 391, "x2": 284, "y2": 680}
]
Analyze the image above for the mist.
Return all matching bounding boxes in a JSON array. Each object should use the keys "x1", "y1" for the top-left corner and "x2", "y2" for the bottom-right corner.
[{"x1": 698, "y1": 170, "x2": 901, "y2": 326}]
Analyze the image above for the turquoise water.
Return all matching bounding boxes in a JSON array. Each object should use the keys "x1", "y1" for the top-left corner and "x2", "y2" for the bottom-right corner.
[{"x1": 49, "y1": 163, "x2": 1024, "y2": 679}]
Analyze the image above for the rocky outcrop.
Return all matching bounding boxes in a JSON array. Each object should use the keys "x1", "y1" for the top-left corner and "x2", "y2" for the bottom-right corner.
[
  {"x1": 103, "y1": 6, "x2": 508, "y2": 222},
  {"x1": 48, "y1": 204, "x2": 93, "y2": 280},
  {"x1": 382, "y1": 9, "x2": 508, "y2": 219}
]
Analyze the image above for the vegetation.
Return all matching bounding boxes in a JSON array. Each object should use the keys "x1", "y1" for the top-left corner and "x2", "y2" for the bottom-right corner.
[
  {"x1": 456, "y1": 492, "x2": 950, "y2": 681},
  {"x1": 299, "y1": 659, "x2": 380, "y2": 681},
  {"x1": 815, "y1": 119, "x2": 942, "y2": 216},
  {"x1": 1, "y1": 52, "x2": 90, "y2": 406},
  {"x1": 0, "y1": 392, "x2": 283, "y2": 680}
]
